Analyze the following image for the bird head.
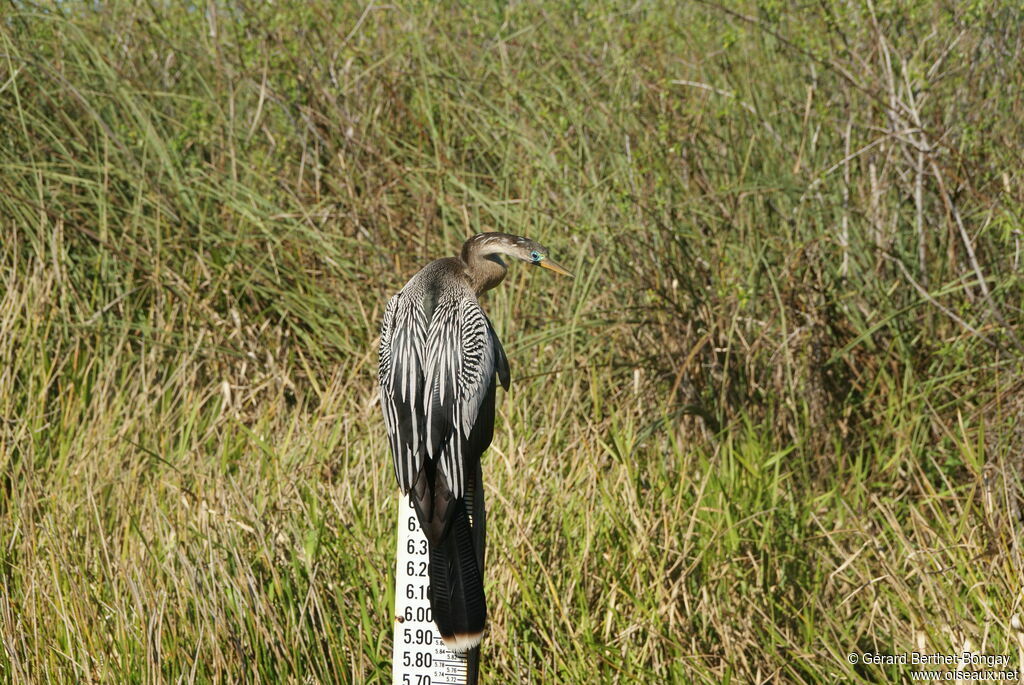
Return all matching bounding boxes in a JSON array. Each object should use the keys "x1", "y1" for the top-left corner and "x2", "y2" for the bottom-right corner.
[{"x1": 464, "y1": 232, "x2": 573, "y2": 277}]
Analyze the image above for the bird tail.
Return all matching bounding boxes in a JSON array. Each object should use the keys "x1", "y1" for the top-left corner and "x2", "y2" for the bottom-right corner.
[{"x1": 428, "y1": 499, "x2": 486, "y2": 652}]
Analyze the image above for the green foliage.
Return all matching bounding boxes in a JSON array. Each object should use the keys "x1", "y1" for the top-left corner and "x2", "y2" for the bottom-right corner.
[{"x1": 2, "y1": 0, "x2": 1023, "y2": 682}]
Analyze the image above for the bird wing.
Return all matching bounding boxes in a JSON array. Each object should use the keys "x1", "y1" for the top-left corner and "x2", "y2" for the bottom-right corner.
[
  {"x1": 487, "y1": 316, "x2": 510, "y2": 391},
  {"x1": 379, "y1": 290, "x2": 428, "y2": 493},
  {"x1": 423, "y1": 287, "x2": 496, "y2": 500}
]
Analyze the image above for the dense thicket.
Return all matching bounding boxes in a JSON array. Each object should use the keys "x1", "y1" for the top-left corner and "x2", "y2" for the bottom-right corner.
[{"x1": 2, "y1": 2, "x2": 1022, "y2": 682}]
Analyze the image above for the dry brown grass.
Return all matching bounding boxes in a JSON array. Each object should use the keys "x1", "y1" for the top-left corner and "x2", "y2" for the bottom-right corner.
[{"x1": 2, "y1": 1, "x2": 1023, "y2": 682}]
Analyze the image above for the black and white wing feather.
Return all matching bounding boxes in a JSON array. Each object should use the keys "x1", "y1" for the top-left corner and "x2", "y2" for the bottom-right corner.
[
  {"x1": 379, "y1": 289, "x2": 428, "y2": 493},
  {"x1": 380, "y1": 268, "x2": 502, "y2": 500},
  {"x1": 423, "y1": 285, "x2": 496, "y2": 500}
]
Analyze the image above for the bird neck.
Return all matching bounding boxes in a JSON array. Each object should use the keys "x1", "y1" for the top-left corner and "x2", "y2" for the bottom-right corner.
[{"x1": 462, "y1": 252, "x2": 508, "y2": 295}]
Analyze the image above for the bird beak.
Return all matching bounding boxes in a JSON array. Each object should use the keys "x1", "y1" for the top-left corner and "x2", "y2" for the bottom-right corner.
[{"x1": 537, "y1": 258, "x2": 573, "y2": 278}]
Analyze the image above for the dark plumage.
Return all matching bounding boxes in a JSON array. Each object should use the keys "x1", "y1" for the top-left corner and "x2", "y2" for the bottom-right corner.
[{"x1": 378, "y1": 232, "x2": 571, "y2": 661}]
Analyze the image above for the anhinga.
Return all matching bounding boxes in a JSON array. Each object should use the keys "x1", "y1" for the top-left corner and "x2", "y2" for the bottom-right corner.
[{"x1": 378, "y1": 233, "x2": 571, "y2": 664}]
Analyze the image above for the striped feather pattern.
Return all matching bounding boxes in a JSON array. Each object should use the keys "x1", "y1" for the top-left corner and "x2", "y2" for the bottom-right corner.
[
  {"x1": 379, "y1": 283, "x2": 429, "y2": 492},
  {"x1": 423, "y1": 288, "x2": 495, "y2": 500},
  {"x1": 379, "y1": 259, "x2": 499, "y2": 499}
]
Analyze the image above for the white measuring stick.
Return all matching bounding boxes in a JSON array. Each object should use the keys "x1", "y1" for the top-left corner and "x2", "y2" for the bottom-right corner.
[{"x1": 392, "y1": 495, "x2": 470, "y2": 685}]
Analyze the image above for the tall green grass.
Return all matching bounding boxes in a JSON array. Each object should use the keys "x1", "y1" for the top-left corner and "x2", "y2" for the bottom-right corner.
[{"x1": 2, "y1": 1, "x2": 1022, "y2": 682}]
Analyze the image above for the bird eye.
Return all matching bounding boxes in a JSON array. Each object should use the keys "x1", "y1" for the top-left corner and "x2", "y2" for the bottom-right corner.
[{"x1": 530, "y1": 250, "x2": 542, "y2": 262}]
